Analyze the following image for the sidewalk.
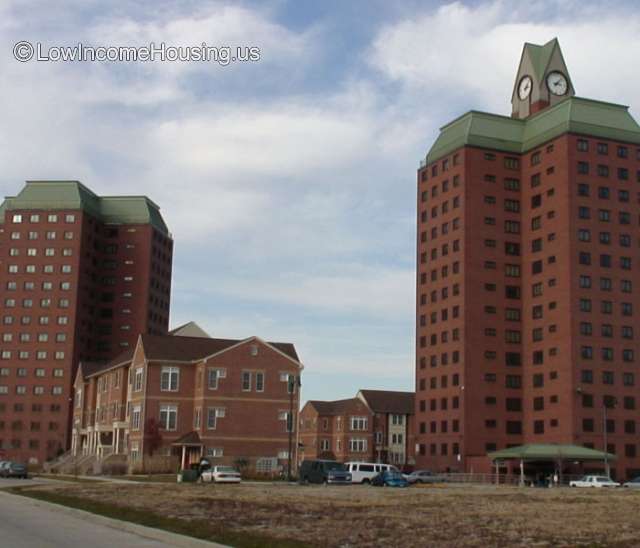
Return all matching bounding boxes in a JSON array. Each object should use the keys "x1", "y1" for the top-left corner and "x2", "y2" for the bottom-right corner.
[{"x1": 0, "y1": 489, "x2": 228, "y2": 547}]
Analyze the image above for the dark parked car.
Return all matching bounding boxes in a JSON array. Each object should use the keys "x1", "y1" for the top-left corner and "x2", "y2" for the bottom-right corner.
[
  {"x1": 298, "y1": 460, "x2": 352, "y2": 485},
  {"x1": 407, "y1": 470, "x2": 446, "y2": 484},
  {"x1": 371, "y1": 470, "x2": 409, "y2": 488},
  {"x1": 0, "y1": 462, "x2": 28, "y2": 479}
]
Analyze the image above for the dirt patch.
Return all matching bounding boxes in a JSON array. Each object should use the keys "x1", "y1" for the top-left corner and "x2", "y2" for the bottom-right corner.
[{"x1": 18, "y1": 482, "x2": 640, "y2": 547}]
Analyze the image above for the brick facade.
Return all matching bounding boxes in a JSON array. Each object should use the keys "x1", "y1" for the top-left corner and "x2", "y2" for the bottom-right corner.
[
  {"x1": 299, "y1": 390, "x2": 415, "y2": 468},
  {"x1": 416, "y1": 46, "x2": 640, "y2": 479},
  {"x1": 0, "y1": 181, "x2": 171, "y2": 464},
  {"x1": 72, "y1": 334, "x2": 302, "y2": 474}
]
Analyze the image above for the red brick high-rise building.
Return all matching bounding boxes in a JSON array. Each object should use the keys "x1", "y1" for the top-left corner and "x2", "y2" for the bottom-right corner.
[
  {"x1": 0, "y1": 180, "x2": 172, "y2": 464},
  {"x1": 415, "y1": 39, "x2": 640, "y2": 479}
]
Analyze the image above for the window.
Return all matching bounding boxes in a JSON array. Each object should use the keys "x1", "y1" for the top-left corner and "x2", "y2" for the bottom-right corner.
[
  {"x1": 349, "y1": 438, "x2": 367, "y2": 452},
  {"x1": 207, "y1": 407, "x2": 225, "y2": 429},
  {"x1": 242, "y1": 371, "x2": 251, "y2": 391},
  {"x1": 208, "y1": 368, "x2": 224, "y2": 390},
  {"x1": 505, "y1": 375, "x2": 521, "y2": 389},
  {"x1": 504, "y1": 220, "x2": 520, "y2": 233},
  {"x1": 159, "y1": 404, "x2": 177, "y2": 430},
  {"x1": 134, "y1": 368, "x2": 143, "y2": 391},
  {"x1": 256, "y1": 372, "x2": 265, "y2": 392},
  {"x1": 160, "y1": 367, "x2": 179, "y2": 391},
  {"x1": 131, "y1": 406, "x2": 141, "y2": 430},
  {"x1": 578, "y1": 228, "x2": 591, "y2": 242},
  {"x1": 350, "y1": 416, "x2": 368, "y2": 431},
  {"x1": 578, "y1": 206, "x2": 590, "y2": 219},
  {"x1": 504, "y1": 178, "x2": 520, "y2": 191},
  {"x1": 504, "y1": 157, "x2": 519, "y2": 170}
]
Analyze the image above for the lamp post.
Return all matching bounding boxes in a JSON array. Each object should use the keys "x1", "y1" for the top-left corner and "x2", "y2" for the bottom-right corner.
[
  {"x1": 577, "y1": 388, "x2": 616, "y2": 477},
  {"x1": 287, "y1": 374, "x2": 301, "y2": 482}
]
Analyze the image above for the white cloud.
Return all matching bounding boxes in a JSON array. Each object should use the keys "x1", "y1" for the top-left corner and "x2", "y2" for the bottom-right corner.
[
  {"x1": 176, "y1": 264, "x2": 415, "y2": 318},
  {"x1": 369, "y1": 1, "x2": 640, "y2": 115}
]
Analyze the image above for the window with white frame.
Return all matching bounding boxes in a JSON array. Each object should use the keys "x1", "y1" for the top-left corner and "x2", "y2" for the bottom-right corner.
[
  {"x1": 160, "y1": 367, "x2": 179, "y2": 391},
  {"x1": 350, "y1": 416, "x2": 368, "y2": 431},
  {"x1": 75, "y1": 389, "x2": 82, "y2": 408},
  {"x1": 256, "y1": 371, "x2": 265, "y2": 392},
  {"x1": 349, "y1": 438, "x2": 367, "y2": 452},
  {"x1": 159, "y1": 404, "x2": 177, "y2": 430},
  {"x1": 320, "y1": 439, "x2": 330, "y2": 451},
  {"x1": 207, "y1": 407, "x2": 225, "y2": 429},
  {"x1": 392, "y1": 414, "x2": 404, "y2": 425},
  {"x1": 134, "y1": 368, "x2": 143, "y2": 391},
  {"x1": 277, "y1": 450, "x2": 289, "y2": 459},
  {"x1": 206, "y1": 447, "x2": 223, "y2": 458},
  {"x1": 131, "y1": 406, "x2": 141, "y2": 430},
  {"x1": 241, "y1": 371, "x2": 251, "y2": 391},
  {"x1": 279, "y1": 411, "x2": 293, "y2": 432},
  {"x1": 194, "y1": 407, "x2": 201, "y2": 429},
  {"x1": 207, "y1": 368, "x2": 220, "y2": 390},
  {"x1": 375, "y1": 431, "x2": 383, "y2": 444}
]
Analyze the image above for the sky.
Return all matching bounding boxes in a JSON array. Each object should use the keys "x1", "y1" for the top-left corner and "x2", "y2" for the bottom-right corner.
[{"x1": 1, "y1": 0, "x2": 640, "y2": 404}]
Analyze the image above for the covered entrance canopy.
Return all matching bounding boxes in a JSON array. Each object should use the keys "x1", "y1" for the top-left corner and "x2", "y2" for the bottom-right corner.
[
  {"x1": 488, "y1": 444, "x2": 616, "y2": 485},
  {"x1": 171, "y1": 431, "x2": 204, "y2": 470}
]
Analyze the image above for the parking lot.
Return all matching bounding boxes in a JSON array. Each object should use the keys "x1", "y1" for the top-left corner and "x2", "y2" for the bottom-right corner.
[{"x1": 9, "y1": 479, "x2": 640, "y2": 547}]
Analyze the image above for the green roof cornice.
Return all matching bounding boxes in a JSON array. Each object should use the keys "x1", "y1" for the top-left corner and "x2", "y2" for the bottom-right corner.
[
  {"x1": 424, "y1": 96, "x2": 640, "y2": 166},
  {"x1": 0, "y1": 181, "x2": 169, "y2": 234}
]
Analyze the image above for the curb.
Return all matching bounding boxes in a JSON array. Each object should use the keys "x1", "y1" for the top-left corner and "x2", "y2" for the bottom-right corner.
[{"x1": 0, "y1": 489, "x2": 228, "y2": 547}]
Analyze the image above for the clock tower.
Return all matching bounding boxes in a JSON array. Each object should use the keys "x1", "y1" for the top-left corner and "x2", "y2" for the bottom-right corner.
[{"x1": 511, "y1": 38, "x2": 575, "y2": 119}]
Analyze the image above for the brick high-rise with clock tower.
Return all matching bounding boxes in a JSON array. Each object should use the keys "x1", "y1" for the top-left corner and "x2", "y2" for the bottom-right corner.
[{"x1": 415, "y1": 38, "x2": 640, "y2": 479}]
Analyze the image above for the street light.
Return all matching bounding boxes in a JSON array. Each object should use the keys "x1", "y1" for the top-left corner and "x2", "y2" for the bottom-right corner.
[
  {"x1": 287, "y1": 374, "x2": 301, "y2": 482},
  {"x1": 576, "y1": 387, "x2": 616, "y2": 477}
]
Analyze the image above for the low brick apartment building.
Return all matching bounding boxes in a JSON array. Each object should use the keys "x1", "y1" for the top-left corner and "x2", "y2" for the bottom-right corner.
[
  {"x1": 299, "y1": 390, "x2": 415, "y2": 467},
  {"x1": 70, "y1": 330, "x2": 302, "y2": 474}
]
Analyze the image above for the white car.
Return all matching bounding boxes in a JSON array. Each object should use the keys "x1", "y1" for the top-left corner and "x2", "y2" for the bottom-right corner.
[
  {"x1": 344, "y1": 462, "x2": 401, "y2": 484},
  {"x1": 569, "y1": 475, "x2": 619, "y2": 488},
  {"x1": 623, "y1": 477, "x2": 640, "y2": 488},
  {"x1": 200, "y1": 465, "x2": 242, "y2": 484}
]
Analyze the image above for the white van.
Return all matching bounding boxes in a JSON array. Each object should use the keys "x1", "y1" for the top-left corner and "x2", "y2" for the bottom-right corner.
[{"x1": 345, "y1": 462, "x2": 400, "y2": 484}]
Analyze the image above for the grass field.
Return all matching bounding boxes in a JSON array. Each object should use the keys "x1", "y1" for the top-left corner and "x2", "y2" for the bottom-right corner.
[{"x1": 11, "y1": 481, "x2": 640, "y2": 547}]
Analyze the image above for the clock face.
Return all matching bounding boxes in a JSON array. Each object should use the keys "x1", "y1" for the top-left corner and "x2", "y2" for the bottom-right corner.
[
  {"x1": 546, "y1": 71, "x2": 568, "y2": 96},
  {"x1": 518, "y1": 75, "x2": 533, "y2": 100}
]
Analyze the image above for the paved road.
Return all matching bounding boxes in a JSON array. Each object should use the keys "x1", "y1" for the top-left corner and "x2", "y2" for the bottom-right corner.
[{"x1": 0, "y1": 489, "x2": 216, "y2": 547}]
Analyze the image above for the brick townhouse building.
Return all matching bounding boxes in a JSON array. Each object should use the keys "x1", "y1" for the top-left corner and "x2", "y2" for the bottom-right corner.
[
  {"x1": 71, "y1": 330, "x2": 302, "y2": 474},
  {"x1": 299, "y1": 390, "x2": 414, "y2": 467},
  {"x1": 0, "y1": 180, "x2": 172, "y2": 464}
]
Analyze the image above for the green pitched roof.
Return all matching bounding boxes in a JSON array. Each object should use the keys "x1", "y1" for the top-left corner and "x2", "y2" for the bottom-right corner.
[
  {"x1": 488, "y1": 444, "x2": 616, "y2": 462},
  {"x1": 424, "y1": 96, "x2": 640, "y2": 165},
  {"x1": 525, "y1": 38, "x2": 557, "y2": 84},
  {"x1": 0, "y1": 181, "x2": 169, "y2": 234}
]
